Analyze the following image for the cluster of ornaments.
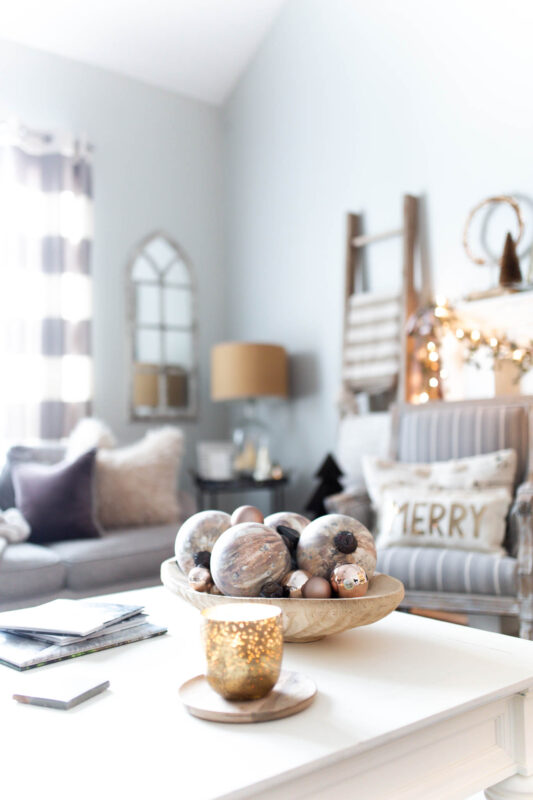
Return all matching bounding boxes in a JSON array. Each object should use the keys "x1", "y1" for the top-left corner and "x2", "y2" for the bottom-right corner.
[{"x1": 174, "y1": 506, "x2": 377, "y2": 600}]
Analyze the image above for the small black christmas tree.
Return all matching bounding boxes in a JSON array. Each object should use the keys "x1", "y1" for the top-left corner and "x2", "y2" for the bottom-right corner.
[
  {"x1": 499, "y1": 231, "x2": 522, "y2": 286},
  {"x1": 305, "y1": 454, "x2": 344, "y2": 517}
]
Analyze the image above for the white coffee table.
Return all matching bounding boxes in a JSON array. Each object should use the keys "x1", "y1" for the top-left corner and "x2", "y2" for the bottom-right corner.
[{"x1": 2, "y1": 586, "x2": 533, "y2": 800}]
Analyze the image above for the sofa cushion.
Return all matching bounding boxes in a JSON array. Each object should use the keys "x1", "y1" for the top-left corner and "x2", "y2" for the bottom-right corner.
[
  {"x1": 0, "y1": 543, "x2": 66, "y2": 602},
  {"x1": 0, "y1": 443, "x2": 65, "y2": 510},
  {"x1": 12, "y1": 449, "x2": 101, "y2": 544},
  {"x1": 48, "y1": 523, "x2": 178, "y2": 591},
  {"x1": 377, "y1": 546, "x2": 517, "y2": 596},
  {"x1": 94, "y1": 427, "x2": 184, "y2": 529}
]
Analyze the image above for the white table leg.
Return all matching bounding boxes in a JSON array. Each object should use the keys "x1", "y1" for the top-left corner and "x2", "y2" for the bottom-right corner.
[
  {"x1": 486, "y1": 691, "x2": 533, "y2": 799},
  {"x1": 485, "y1": 773, "x2": 533, "y2": 798}
]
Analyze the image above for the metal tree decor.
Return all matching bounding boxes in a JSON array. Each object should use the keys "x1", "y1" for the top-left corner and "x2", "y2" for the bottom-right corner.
[
  {"x1": 305, "y1": 454, "x2": 344, "y2": 518},
  {"x1": 462, "y1": 194, "x2": 525, "y2": 295},
  {"x1": 499, "y1": 232, "x2": 523, "y2": 286}
]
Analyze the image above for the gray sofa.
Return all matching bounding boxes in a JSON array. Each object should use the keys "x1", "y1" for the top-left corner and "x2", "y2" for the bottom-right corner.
[{"x1": 0, "y1": 445, "x2": 194, "y2": 611}]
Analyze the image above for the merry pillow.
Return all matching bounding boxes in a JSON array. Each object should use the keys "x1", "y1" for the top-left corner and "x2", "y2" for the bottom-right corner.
[
  {"x1": 378, "y1": 486, "x2": 512, "y2": 554},
  {"x1": 363, "y1": 449, "x2": 516, "y2": 507}
]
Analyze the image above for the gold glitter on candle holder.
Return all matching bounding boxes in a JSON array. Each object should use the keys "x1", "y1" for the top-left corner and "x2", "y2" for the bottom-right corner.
[{"x1": 201, "y1": 604, "x2": 283, "y2": 701}]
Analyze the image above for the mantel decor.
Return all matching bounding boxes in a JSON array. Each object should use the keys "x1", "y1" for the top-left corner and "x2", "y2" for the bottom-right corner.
[
  {"x1": 463, "y1": 195, "x2": 524, "y2": 266},
  {"x1": 407, "y1": 297, "x2": 533, "y2": 403},
  {"x1": 462, "y1": 194, "x2": 527, "y2": 296}
]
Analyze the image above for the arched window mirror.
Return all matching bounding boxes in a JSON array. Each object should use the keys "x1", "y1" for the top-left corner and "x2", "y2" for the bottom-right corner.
[{"x1": 128, "y1": 231, "x2": 197, "y2": 420}]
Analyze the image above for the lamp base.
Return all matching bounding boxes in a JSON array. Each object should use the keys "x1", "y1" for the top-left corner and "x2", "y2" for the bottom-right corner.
[{"x1": 232, "y1": 400, "x2": 271, "y2": 477}]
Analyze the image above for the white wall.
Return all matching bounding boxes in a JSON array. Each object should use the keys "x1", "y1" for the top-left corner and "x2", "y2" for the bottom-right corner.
[
  {"x1": 4, "y1": 1, "x2": 533, "y2": 508},
  {"x1": 0, "y1": 39, "x2": 227, "y2": 485},
  {"x1": 223, "y1": 0, "x2": 533, "y2": 507}
]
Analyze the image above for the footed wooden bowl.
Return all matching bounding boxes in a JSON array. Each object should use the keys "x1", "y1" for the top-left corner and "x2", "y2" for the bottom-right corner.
[{"x1": 160, "y1": 558, "x2": 404, "y2": 643}]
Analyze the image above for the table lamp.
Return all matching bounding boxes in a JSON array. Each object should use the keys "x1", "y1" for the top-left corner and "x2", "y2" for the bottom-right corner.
[{"x1": 211, "y1": 342, "x2": 288, "y2": 477}]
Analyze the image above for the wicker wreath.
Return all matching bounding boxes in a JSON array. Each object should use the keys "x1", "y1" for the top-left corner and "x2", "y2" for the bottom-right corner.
[{"x1": 462, "y1": 195, "x2": 524, "y2": 265}]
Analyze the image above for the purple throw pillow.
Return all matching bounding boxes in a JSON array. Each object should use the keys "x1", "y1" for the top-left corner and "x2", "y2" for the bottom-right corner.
[{"x1": 11, "y1": 448, "x2": 102, "y2": 543}]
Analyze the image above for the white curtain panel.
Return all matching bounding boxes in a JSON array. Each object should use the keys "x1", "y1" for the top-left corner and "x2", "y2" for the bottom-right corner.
[{"x1": 0, "y1": 120, "x2": 94, "y2": 442}]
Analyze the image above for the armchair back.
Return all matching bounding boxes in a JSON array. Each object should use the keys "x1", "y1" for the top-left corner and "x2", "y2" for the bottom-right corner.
[{"x1": 390, "y1": 397, "x2": 533, "y2": 488}]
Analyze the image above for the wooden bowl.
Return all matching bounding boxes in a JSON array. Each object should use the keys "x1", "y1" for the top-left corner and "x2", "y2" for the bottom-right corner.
[{"x1": 160, "y1": 558, "x2": 404, "y2": 643}]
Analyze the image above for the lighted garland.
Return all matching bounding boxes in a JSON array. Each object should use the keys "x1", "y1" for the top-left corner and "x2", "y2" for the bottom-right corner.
[{"x1": 407, "y1": 300, "x2": 533, "y2": 403}]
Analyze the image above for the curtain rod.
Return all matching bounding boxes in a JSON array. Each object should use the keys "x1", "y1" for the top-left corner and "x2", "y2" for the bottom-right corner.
[{"x1": 0, "y1": 118, "x2": 94, "y2": 153}]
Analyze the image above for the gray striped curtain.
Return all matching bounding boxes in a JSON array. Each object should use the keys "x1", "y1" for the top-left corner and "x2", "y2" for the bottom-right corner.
[{"x1": 0, "y1": 121, "x2": 93, "y2": 442}]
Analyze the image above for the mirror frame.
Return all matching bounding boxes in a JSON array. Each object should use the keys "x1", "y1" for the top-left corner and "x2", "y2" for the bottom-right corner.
[{"x1": 126, "y1": 230, "x2": 198, "y2": 422}]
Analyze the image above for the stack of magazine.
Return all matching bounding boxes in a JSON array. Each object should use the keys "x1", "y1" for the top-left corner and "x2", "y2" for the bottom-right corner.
[{"x1": 0, "y1": 599, "x2": 167, "y2": 670}]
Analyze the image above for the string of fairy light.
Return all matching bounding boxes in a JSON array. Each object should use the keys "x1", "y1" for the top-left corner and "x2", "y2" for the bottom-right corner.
[{"x1": 408, "y1": 298, "x2": 533, "y2": 404}]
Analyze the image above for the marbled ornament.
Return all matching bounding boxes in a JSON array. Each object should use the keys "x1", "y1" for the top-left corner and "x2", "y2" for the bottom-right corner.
[
  {"x1": 175, "y1": 510, "x2": 231, "y2": 575},
  {"x1": 210, "y1": 522, "x2": 291, "y2": 597},
  {"x1": 231, "y1": 505, "x2": 264, "y2": 525},
  {"x1": 264, "y1": 511, "x2": 311, "y2": 534},
  {"x1": 297, "y1": 514, "x2": 377, "y2": 580},
  {"x1": 330, "y1": 564, "x2": 368, "y2": 598}
]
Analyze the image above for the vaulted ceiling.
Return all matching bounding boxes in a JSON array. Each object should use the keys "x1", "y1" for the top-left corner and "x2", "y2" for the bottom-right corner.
[{"x1": 0, "y1": 0, "x2": 286, "y2": 104}]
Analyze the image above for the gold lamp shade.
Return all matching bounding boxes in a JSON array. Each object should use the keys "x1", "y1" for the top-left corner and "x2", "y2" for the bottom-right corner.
[{"x1": 211, "y1": 342, "x2": 288, "y2": 401}]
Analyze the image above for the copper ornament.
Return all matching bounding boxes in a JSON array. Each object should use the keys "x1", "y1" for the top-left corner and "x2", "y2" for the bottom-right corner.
[
  {"x1": 281, "y1": 569, "x2": 312, "y2": 598},
  {"x1": 302, "y1": 576, "x2": 332, "y2": 599},
  {"x1": 230, "y1": 505, "x2": 264, "y2": 525},
  {"x1": 188, "y1": 566, "x2": 213, "y2": 592},
  {"x1": 330, "y1": 564, "x2": 368, "y2": 598}
]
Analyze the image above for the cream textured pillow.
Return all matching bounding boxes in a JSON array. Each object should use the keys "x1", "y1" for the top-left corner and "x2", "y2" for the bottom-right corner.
[
  {"x1": 66, "y1": 418, "x2": 116, "y2": 460},
  {"x1": 95, "y1": 427, "x2": 184, "y2": 529},
  {"x1": 362, "y1": 449, "x2": 516, "y2": 507},
  {"x1": 378, "y1": 486, "x2": 512, "y2": 554}
]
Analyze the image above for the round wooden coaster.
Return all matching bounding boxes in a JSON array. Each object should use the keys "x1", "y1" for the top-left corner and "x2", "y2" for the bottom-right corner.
[{"x1": 179, "y1": 670, "x2": 317, "y2": 724}]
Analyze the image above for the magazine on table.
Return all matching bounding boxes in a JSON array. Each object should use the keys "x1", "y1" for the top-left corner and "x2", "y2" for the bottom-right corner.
[
  {"x1": 0, "y1": 599, "x2": 144, "y2": 637},
  {"x1": 7, "y1": 613, "x2": 149, "y2": 646},
  {"x1": 0, "y1": 621, "x2": 167, "y2": 670}
]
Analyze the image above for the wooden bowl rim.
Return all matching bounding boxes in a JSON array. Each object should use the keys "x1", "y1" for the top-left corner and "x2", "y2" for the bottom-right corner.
[{"x1": 161, "y1": 557, "x2": 404, "y2": 606}]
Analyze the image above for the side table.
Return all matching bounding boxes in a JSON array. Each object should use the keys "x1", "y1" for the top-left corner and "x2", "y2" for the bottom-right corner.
[{"x1": 191, "y1": 472, "x2": 289, "y2": 514}]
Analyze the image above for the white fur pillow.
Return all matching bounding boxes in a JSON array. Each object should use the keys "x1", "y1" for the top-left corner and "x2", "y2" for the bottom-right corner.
[
  {"x1": 66, "y1": 418, "x2": 116, "y2": 460},
  {"x1": 95, "y1": 427, "x2": 184, "y2": 529}
]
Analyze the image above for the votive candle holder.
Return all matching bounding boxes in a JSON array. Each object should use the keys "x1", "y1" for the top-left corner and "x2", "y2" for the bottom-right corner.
[{"x1": 201, "y1": 603, "x2": 283, "y2": 701}]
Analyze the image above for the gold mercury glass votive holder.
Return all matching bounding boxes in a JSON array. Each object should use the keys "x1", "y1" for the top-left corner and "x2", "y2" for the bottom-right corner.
[{"x1": 201, "y1": 603, "x2": 283, "y2": 701}]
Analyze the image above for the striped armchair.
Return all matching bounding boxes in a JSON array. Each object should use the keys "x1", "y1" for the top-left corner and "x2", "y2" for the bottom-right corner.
[{"x1": 375, "y1": 397, "x2": 533, "y2": 639}]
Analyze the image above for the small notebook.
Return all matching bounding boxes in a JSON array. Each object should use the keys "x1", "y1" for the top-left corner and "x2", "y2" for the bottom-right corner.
[{"x1": 13, "y1": 676, "x2": 110, "y2": 709}]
